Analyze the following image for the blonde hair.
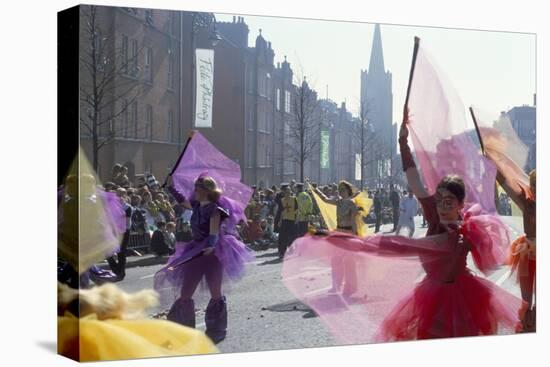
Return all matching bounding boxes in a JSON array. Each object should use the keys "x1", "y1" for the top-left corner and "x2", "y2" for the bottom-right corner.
[
  {"x1": 58, "y1": 282, "x2": 158, "y2": 320},
  {"x1": 195, "y1": 176, "x2": 222, "y2": 202}
]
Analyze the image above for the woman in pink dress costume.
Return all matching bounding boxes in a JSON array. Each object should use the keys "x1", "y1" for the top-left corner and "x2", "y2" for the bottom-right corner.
[{"x1": 281, "y1": 109, "x2": 527, "y2": 344}]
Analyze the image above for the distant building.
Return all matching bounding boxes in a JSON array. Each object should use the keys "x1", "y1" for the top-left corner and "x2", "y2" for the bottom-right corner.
[
  {"x1": 333, "y1": 102, "x2": 359, "y2": 185},
  {"x1": 79, "y1": 6, "x2": 184, "y2": 182},
  {"x1": 206, "y1": 20, "x2": 303, "y2": 188},
  {"x1": 242, "y1": 31, "x2": 276, "y2": 187},
  {"x1": 507, "y1": 103, "x2": 536, "y2": 171},
  {"x1": 298, "y1": 80, "x2": 322, "y2": 184},
  {"x1": 79, "y1": 8, "x2": 364, "y2": 188},
  {"x1": 273, "y1": 57, "x2": 296, "y2": 184},
  {"x1": 360, "y1": 24, "x2": 394, "y2": 189}
]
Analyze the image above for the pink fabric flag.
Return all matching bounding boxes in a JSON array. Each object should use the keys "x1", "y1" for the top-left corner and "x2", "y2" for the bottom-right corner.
[
  {"x1": 406, "y1": 40, "x2": 498, "y2": 214},
  {"x1": 281, "y1": 208, "x2": 518, "y2": 344}
]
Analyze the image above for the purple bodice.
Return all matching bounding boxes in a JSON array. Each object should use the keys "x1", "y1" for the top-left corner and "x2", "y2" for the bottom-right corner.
[
  {"x1": 190, "y1": 199, "x2": 229, "y2": 241},
  {"x1": 168, "y1": 186, "x2": 229, "y2": 241}
]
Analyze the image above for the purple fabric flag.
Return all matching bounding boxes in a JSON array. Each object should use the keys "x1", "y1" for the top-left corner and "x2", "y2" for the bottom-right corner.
[
  {"x1": 171, "y1": 131, "x2": 253, "y2": 228},
  {"x1": 406, "y1": 39, "x2": 498, "y2": 214}
]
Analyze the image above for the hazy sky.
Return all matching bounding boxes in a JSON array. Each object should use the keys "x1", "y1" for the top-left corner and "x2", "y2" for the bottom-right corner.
[{"x1": 216, "y1": 12, "x2": 535, "y2": 120}]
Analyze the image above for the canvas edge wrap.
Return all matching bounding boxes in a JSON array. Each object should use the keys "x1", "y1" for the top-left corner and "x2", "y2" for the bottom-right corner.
[{"x1": 58, "y1": 5, "x2": 81, "y2": 362}]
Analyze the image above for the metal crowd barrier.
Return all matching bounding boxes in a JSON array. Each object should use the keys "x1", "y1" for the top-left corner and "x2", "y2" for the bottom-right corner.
[{"x1": 126, "y1": 231, "x2": 151, "y2": 252}]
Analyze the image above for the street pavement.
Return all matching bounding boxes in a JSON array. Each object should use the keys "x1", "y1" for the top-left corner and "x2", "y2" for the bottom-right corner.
[{"x1": 110, "y1": 215, "x2": 525, "y2": 353}]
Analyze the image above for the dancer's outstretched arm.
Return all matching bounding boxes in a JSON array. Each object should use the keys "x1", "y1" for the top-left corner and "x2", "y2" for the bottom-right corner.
[
  {"x1": 313, "y1": 186, "x2": 338, "y2": 205},
  {"x1": 399, "y1": 108, "x2": 429, "y2": 199},
  {"x1": 165, "y1": 174, "x2": 193, "y2": 210}
]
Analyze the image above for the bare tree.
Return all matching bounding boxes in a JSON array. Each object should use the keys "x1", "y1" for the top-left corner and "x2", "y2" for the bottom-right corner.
[
  {"x1": 370, "y1": 127, "x2": 404, "y2": 190},
  {"x1": 351, "y1": 98, "x2": 379, "y2": 190},
  {"x1": 79, "y1": 5, "x2": 144, "y2": 171},
  {"x1": 283, "y1": 74, "x2": 321, "y2": 182}
]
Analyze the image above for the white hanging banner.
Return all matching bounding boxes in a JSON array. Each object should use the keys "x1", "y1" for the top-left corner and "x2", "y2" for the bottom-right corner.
[{"x1": 195, "y1": 48, "x2": 215, "y2": 128}]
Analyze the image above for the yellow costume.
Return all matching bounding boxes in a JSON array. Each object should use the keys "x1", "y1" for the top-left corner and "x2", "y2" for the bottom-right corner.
[
  {"x1": 310, "y1": 184, "x2": 373, "y2": 237},
  {"x1": 57, "y1": 283, "x2": 218, "y2": 362},
  {"x1": 58, "y1": 150, "x2": 217, "y2": 362},
  {"x1": 58, "y1": 313, "x2": 218, "y2": 362}
]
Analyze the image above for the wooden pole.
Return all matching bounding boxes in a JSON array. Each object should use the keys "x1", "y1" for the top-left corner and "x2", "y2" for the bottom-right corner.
[
  {"x1": 469, "y1": 107, "x2": 486, "y2": 155},
  {"x1": 404, "y1": 37, "x2": 420, "y2": 111},
  {"x1": 163, "y1": 130, "x2": 196, "y2": 187}
]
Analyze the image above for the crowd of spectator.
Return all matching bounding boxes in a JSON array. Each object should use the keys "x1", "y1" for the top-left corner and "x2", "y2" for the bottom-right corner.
[
  {"x1": 100, "y1": 164, "x2": 196, "y2": 279},
  {"x1": 104, "y1": 164, "x2": 415, "y2": 269},
  {"x1": 498, "y1": 192, "x2": 513, "y2": 216}
]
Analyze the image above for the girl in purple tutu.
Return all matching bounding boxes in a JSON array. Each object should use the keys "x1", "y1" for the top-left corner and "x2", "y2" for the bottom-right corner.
[{"x1": 154, "y1": 173, "x2": 254, "y2": 344}]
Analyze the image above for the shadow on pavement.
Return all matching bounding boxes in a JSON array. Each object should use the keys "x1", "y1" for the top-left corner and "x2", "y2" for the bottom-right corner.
[
  {"x1": 97, "y1": 255, "x2": 169, "y2": 270},
  {"x1": 258, "y1": 258, "x2": 282, "y2": 266},
  {"x1": 253, "y1": 251, "x2": 280, "y2": 259},
  {"x1": 263, "y1": 300, "x2": 318, "y2": 319}
]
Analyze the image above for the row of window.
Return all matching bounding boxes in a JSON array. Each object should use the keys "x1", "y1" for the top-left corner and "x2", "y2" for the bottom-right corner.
[
  {"x1": 275, "y1": 89, "x2": 292, "y2": 113},
  {"x1": 247, "y1": 69, "x2": 293, "y2": 112},
  {"x1": 246, "y1": 99, "x2": 285, "y2": 133},
  {"x1": 512, "y1": 119, "x2": 536, "y2": 139},
  {"x1": 258, "y1": 103, "x2": 273, "y2": 132},
  {"x1": 257, "y1": 134, "x2": 272, "y2": 167},
  {"x1": 120, "y1": 34, "x2": 175, "y2": 89},
  {"x1": 122, "y1": 8, "x2": 178, "y2": 36},
  {"x1": 119, "y1": 100, "x2": 175, "y2": 143},
  {"x1": 246, "y1": 134, "x2": 276, "y2": 169},
  {"x1": 246, "y1": 88, "x2": 291, "y2": 132},
  {"x1": 258, "y1": 72, "x2": 271, "y2": 99}
]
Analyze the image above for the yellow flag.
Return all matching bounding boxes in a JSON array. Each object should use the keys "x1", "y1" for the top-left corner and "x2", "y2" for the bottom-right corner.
[
  {"x1": 310, "y1": 185, "x2": 337, "y2": 231},
  {"x1": 58, "y1": 147, "x2": 124, "y2": 273},
  {"x1": 309, "y1": 184, "x2": 374, "y2": 237}
]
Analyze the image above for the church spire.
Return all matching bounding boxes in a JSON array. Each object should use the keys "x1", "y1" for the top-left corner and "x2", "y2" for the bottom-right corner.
[{"x1": 368, "y1": 24, "x2": 385, "y2": 75}]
